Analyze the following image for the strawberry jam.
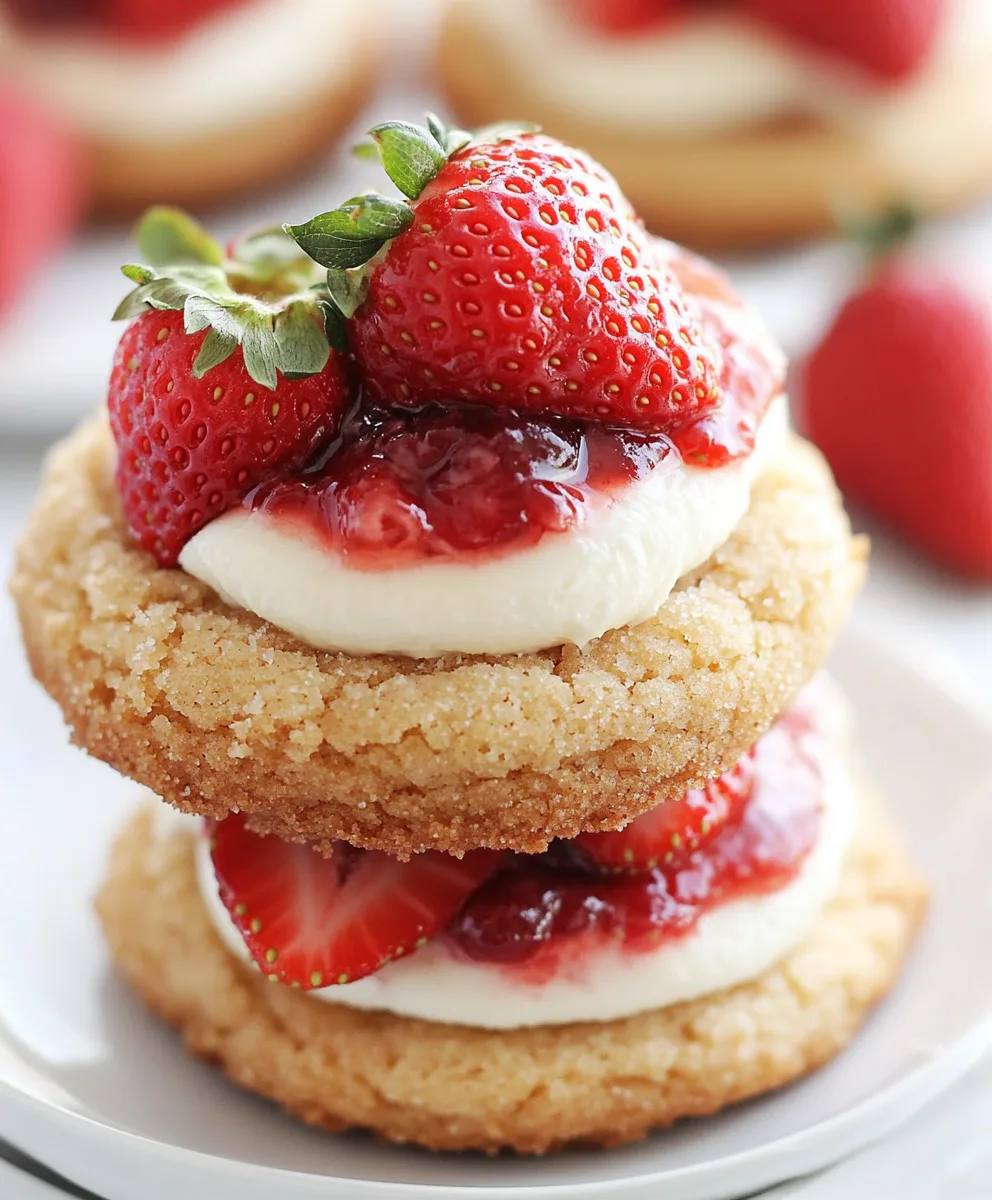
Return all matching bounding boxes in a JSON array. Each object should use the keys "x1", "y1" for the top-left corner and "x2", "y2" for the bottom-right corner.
[
  {"x1": 247, "y1": 397, "x2": 679, "y2": 570},
  {"x1": 445, "y1": 706, "x2": 822, "y2": 977},
  {"x1": 7, "y1": 0, "x2": 248, "y2": 39}
]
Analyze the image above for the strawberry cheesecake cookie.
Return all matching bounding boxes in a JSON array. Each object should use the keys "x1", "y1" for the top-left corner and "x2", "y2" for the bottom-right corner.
[
  {"x1": 0, "y1": 0, "x2": 377, "y2": 211},
  {"x1": 439, "y1": 0, "x2": 992, "y2": 247},
  {"x1": 12, "y1": 117, "x2": 923, "y2": 1151},
  {"x1": 13, "y1": 128, "x2": 865, "y2": 854}
]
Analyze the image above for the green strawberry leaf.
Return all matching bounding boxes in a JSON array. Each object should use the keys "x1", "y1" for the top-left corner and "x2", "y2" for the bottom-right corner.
[
  {"x1": 137, "y1": 207, "x2": 224, "y2": 270},
  {"x1": 368, "y1": 121, "x2": 448, "y2": 200},
  {"x1": 426, "y1": 112, "x2": 472, "y2": 157},
  {"x1": 318, "y1": 298, "x2": 349, "y2": 354},
  {"x1": 274, "y1": 301, "x2": 331, "y2": 378},
  {"x1": 325, "y1": 267, "x2": 370, "y2": 320},
  {"x1": 241, "y1": 315, "x2": 279, "y2": 392},
  {"x1": 121, "y1": 263, "x2": 154, "y2": 285},
  {"x1": 192, "y1": 327, "x2": 239, "y2": 378},
  {"x1": 285, "y1": 193, "x2": 414, "y2": 271},
  {"x1": 114, "y1": 207, "x2": 342, "y2": 391}
]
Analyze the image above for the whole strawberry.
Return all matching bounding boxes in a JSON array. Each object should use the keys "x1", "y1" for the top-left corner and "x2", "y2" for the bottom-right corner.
[
  {"x1": 109, "y1": 208, "x2": 350, "y2": 566},
  {"x1": 804, "y1": 256, "x2": 992, "y2": 580},
  {"x1": 288, "y1": 117, "x2": 721, "y2": 437}
]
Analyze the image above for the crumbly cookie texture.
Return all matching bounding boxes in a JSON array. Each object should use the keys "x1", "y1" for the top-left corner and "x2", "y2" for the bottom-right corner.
[
  {"x1": 12, "y1": 415, "x2": 864, "y2": 856},
  {"x1": 96, "y1": 799, "x2": 927, "y2": 1155}
]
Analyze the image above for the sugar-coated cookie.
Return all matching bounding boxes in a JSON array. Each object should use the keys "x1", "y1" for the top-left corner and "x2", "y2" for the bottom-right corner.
[
  {"x1": 96, "y1": 797, "x2": 927, "y2": 1153},
  {"x1": 13, "y1": 415, "x2": 865, "y2": 856}
]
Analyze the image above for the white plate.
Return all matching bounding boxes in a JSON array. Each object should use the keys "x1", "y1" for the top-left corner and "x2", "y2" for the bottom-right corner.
[{"x1": 0, "y1": 611, "x2": 991, "y2": 1200}]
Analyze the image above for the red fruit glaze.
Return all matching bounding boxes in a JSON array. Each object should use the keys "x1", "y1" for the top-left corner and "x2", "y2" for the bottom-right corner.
[
  {"x1": 350, "y1": 134, "x2": 723, "y2": 437},
  {"x1": 665, "y1": 243, "x2": 785, "y2": 465},
  {"x1": 743, "y1": 0, "x2": 948, "y2": 81},
  {"x1": 575, "y1": 748, "x2": 756, "y2": 872},
  {"x1": 804, "y1": 263, "x2": 992, "y2": 580},
  {"x1": 567, "y1": 0, "x2": 685, "y2": 34},
  {"x1": 0, "y1": 85, "x2": 86, "y2": 318},
  {"x1": 102, "y1": 0, "x2": 248, "y2": 42},
  {"x1": 108, "y1": 309, "x2": 349, "y2": 567},
  {"x1": 6, "y1": 0, "x2": 248, "y2": 40},
  {"x1": 248, "y1": 397, "x2": 678, "y2": 569},
  {"x1": 448, "y1": 709, "x2": 823, "y2": 972},
  {"x1": 211, "y1": 814, "x2": 503, "y2": 990}
]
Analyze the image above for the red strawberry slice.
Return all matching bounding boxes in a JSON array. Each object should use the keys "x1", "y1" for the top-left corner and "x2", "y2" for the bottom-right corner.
[
  {"x1": 0, "y1": 85, "x2": 86, "y2": 319},
  {"x1": 288, "y1": 120, "x2": 723, "y2": 440},
  {"x1": 108, "y1": 208, "x2": 350, "y2": 566},
  {"x1": 210, "y1": 814, "x2": 504, "y2": 989},
  {"x1": 575, "y1": 750, "x2": 757, "y2": 872}
]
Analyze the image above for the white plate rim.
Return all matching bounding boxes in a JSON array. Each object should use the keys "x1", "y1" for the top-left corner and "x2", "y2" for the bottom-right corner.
[{"x1": 0, "y1": 627, "x2": 990, "y2": 1200}]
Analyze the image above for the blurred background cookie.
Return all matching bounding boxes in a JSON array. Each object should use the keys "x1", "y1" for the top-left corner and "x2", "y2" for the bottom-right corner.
[
  {"x1": 438, "y1": 0, "x2": 992, "y2": 248},
  {"x1": 0, "y1": 0, "x2": 380, "y2": 211}
]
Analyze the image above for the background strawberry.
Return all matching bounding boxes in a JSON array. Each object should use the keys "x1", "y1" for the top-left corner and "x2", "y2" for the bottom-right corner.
[
  {"x1": 109, "y1": 208, "x2": 349, "y2": 566},
  {"x1": 568, "y1": 0, "x2": 682, "y2": 33},
  {"x1": 103, "y1": 0, "x2": 247, "y2": 40},
  {"x1": 804, "y1": 255, "x2": 992, "y2": 580},
  {"x1": 742, "y1": 0, "x2": 949, "y2": 81},
  {"x1": 0, "y1": 85, "x2": 86, "y2": 318},
  {"x1": 288, "y1": 117, "x2": 722, "y2": 437},
  {"x1": 568, "y1": 0, "x2": 947, "y2": 81},
  {"x1": 6, "y1": 0, "x2": 246, "y2": 39},
  {"x1": 210, "y1": 815, "x2": 503, "y2": 989}
]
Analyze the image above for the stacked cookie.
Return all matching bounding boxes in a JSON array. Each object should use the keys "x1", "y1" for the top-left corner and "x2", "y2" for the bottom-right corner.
[
  {"x1": 11, "y1": 118, "x2": 927, "y2": 1153},
  {"x1": 439, "y1": 0, "x2": 992, "y2": 248}
]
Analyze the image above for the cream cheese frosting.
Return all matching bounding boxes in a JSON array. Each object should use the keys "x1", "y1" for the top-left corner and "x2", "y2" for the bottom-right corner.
[
  {"x1": 190, "y1": 677, "x2": 856, "y2": 1029},
  {"x1": 179, "y1": 394, "x2": 790, "y2": 658}
]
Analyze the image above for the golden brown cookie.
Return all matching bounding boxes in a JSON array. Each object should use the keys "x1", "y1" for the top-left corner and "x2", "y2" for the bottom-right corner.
[
  {"x1": 438, "y1": 2, "x2": 992, "y2": 249},
  {"x1": 12, "y1": 414, "x2": 865, "y2": 856},
  {"x1": 96, "y1": 798, "x2": 928, "y2": 1154},
  {"x1": 90, "y1": 47, "x2": 377, "y2": 214}
]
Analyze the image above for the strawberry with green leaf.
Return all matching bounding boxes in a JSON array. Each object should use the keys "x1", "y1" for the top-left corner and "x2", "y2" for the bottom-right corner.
[
  {"x1": 286, "y1": 115, "x2": 724, "y2": 440},
  {"x1": 108, "y1": 206, "x2": 350, "y2": 566}
]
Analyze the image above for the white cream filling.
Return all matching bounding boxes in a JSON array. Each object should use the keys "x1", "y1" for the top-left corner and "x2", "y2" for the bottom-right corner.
[
  {"x1": 0, "y1": 0, "x2": 367, "y2": 142},
  {"x1": 459, "y1": 0, "x2": 992, "y2": 137},
  {"x1": 189, "y1": 678, "x2": 855, "y2": 1029},
  {"x1": 179, "y1": 394, "x2": 789, "y2": 658}
]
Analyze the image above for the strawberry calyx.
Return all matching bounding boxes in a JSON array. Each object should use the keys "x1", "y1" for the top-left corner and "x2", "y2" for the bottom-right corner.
[
  {"x1": 113, "y1": 206, "x2": 345, "y2": 391},
  {"x1": 285, "y1": 114, "x2": 536, "y2": 320}
]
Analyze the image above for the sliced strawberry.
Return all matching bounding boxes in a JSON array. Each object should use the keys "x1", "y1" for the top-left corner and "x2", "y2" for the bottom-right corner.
[
  {"x1": 210, "y1": 815, "x2": 503, "y2": 989},
  {"x1": 575, "y1": 750, "x2": 756, "y2": 872}
]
